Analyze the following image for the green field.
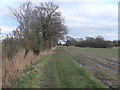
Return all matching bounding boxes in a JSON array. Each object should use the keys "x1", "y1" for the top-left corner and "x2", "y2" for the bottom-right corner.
[
  {"x1": 77, "y1": 47, "x2": 118, "y2": 58},
  {"x1": 10, "y1": 46, "x2": 104, "y2": 88}
]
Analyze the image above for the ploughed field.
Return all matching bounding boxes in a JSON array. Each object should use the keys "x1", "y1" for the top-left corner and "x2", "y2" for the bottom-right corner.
[
  {"x1": 9, "y1": 46, "x2": 118, "y2": 88},
  {"x1": 64, "y1": 46, "x2": 118, "y2": 88}
]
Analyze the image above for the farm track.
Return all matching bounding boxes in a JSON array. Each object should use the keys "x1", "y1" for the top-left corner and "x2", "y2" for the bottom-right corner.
[
  {"x1": 64, "y1": 46, "x2": 118, "y2": 88},
  {"x1": 10, "y1": 46, "x2": 104, "y2": 88}
]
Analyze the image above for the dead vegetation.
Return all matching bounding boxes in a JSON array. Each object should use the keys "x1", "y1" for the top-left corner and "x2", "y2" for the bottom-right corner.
[{"x1": 2, "y1": 47, "x2": 56, "y2": 87}]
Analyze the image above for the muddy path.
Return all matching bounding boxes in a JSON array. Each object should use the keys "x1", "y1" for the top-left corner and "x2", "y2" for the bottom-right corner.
[{"x1": 64, "y1": 46, "x2": 118, "y2": 88}]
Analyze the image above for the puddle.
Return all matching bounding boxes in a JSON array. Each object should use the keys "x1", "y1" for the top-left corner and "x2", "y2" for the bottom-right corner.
[
  {"x1": 97, "y1": 64, "x2": 109, "y2": 70},
  {"x1": 75, "y1": 59, "x2": 84, "y2": 67},
  {"x1": 97, "y1": 64, "x2": 118, "y2": 74},
  {"x1": 73, "y1": 57, "x2": 113, "y2": 88},
  {"x1": 78, "y1": 62, "x2": 84, "y2": 67},
  {"x1": 70, "y1": 55, "x2": 84, "y2": 67}
]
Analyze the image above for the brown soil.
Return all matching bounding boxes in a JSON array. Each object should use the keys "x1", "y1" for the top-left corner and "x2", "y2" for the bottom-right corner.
[{"x1": 64, "y1": 46, "x2": 118, "y2": 88}]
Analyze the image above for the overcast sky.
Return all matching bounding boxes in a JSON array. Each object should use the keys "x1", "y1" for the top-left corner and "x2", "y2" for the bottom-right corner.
[{"x1": 0, "y1": 0, "x2": 119, "y2": 40}]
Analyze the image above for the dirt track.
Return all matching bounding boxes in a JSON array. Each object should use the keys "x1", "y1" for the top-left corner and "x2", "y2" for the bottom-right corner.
[{"x1": 64, "y1": 46, "x2": 118, "y2": 88}]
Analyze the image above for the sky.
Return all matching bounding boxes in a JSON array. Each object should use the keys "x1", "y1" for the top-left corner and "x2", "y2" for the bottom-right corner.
[{"x1": 0, "y1": 0, "x2": 119, "y2": 41}]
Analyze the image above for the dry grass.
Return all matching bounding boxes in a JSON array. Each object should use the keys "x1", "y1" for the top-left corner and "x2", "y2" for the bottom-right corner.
[
  {"x1": 0, "y1": 65, "x2": 2, "y2": 89},
  {"x1": 2, "y1": 47, "x2": 57, "y2": 87},
  {"x1": 0, "y1": 42, "x2": 2, "y2": 89}
]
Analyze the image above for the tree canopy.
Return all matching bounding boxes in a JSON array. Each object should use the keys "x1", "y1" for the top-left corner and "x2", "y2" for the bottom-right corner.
[{"x1": 3, "y1": 1, "x2": 67, "y2": 59}]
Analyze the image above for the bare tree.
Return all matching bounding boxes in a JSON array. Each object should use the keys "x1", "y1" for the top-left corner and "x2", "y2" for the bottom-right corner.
[
  {"x1": 32, "y1": 2, "x2": 67, "y2": 49},
  {"x1": 9, "y1": 1, "x2": 67, "y2": 56},
  {"x1": 9, "y1": 2, "x2": 33, "y2": 57}
]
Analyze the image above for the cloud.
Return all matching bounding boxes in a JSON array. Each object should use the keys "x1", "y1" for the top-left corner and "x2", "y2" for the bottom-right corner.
[
  {"x1": 0, "y1": 0, "x2": 119, "y2": 3},
  {"x1": 60, "y1": 2, "x2": 117, "y2": 21},
  {"x1": 1, "y1": 26, "x2": 16, "y2": 35},
  {"x1": 0, "y1": 35, "x2": 7, "y2": 40},
  {"x1": 59, "y1": 1, "x2": 118, "y2": 40},
  {"x1": 0, "y1": 0, "x2": 118, "y2": 41},
  {"x1": 68, "y1": 29, "x2": 118, "y2": 40}
]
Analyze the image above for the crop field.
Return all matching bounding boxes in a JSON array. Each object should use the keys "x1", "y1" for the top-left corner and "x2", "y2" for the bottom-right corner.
[
  {"x1": 65, "y1": 46, "x2": 118, "y2": 88},
  {"x1": 77, "y1": 47, "x2": 118, "y2": 58}
]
